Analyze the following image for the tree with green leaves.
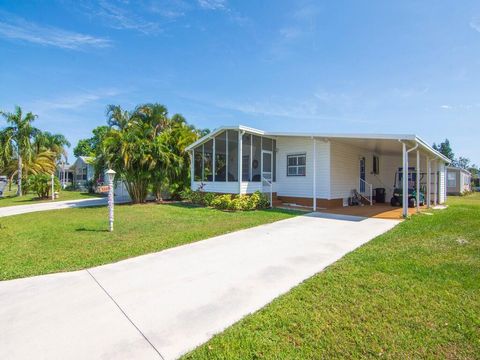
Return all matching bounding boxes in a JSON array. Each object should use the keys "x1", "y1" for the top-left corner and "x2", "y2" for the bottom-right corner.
[
  {"x1": 0, "y1": 106, "x2": 39, "y2": 196},
  {"x1": 73, "y1": 126, "x2": 109, "y2": 157},
  {"x1": 432, "y1": 139, "x2": 455, "y2": 161},
  {"x1": 100, "y1": 103, "x2": 203, "y2": 203}
]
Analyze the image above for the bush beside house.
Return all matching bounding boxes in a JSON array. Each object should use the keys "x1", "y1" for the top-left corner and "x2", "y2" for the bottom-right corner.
[{"x1": 181, "y1": 188, "x2": 270, "y2": 211}]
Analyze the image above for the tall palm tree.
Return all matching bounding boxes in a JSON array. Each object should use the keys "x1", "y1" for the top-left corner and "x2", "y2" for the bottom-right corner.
[
  {"x1": 33, "y1": 131, "x2": 71, "y2": 162},
  {"x1": 0, "y1": 106, "x2": 39, "y2": 196}
]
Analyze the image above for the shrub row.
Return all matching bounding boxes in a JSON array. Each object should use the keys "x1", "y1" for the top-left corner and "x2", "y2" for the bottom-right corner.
[{"x1": 181, "y1": 189, "x2": 270, "y2": 211}]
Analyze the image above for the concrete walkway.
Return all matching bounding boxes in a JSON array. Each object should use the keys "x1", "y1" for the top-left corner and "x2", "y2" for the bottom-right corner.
[
  {"x1": 0, "y1": 197, "x2": 130, "y2": 217},
  {"x1": 0, "y1": 213, "x2": 399, "y2": 359}
]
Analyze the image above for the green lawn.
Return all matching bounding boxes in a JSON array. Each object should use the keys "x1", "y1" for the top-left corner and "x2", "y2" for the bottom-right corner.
[
  {"x1": 183, "y1": 194, "x2": 480, "y2": 359},
  {"x1": 0, "y1": 185, "x2": 101, "y2": 208},
  {"x1": 0, "y1": 204, "x2": 298, "y2": 280}
]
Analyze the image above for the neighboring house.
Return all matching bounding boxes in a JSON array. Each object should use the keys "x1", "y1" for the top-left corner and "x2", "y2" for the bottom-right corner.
[
  {"x1": 70, "y1": 156, "x2": 96, "y2": 189},
  {"x1": 67, "y1": 156, "x2": 131, "y2": 200},
  {"x1": 56, "y1": 163, "x2": 74, "y2": 188},
  {"x1": 186, "y1": 125, "x2": 450, "y2": 217},
  {"x1": 446, "y1": 166, "x2": 471, "y2": 195}
]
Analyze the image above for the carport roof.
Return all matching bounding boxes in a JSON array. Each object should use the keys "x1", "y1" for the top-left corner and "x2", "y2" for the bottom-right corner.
[{"x1": 186, "y1": 125, "x2": 450, "y2": 162}]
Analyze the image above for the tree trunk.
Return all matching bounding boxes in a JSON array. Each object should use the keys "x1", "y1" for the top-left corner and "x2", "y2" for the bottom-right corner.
[{"x1": 17, "y1": 154, "x2": 22, "y2": 196}]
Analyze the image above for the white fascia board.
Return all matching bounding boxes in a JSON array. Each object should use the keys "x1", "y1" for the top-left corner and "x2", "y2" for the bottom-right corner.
[
  {"x1": 415, "y1": 136, "x2": 451, "y2": 163},
  {"x1": 265, "y1": 131, "x2": 417, "y2": 141}
]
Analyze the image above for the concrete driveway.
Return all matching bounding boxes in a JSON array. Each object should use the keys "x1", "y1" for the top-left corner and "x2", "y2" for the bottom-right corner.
[
  {"x1": 0, "y1": 213, "x2": 399, "y2": 360},
  {"x1": 0, "y1": 197, "x2": 130, "y2": 217}
]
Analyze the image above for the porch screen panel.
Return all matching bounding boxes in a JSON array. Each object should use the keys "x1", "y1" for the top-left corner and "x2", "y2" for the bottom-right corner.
[
  {"x1": 215, "y1": 131, "x2": 227, "y2": 182},
  {"x1": 242, "y1": 134, "x2": 251, "y2": 181},
  {"x1": 227, "y1": 130, "x2": 238, "y2": 181},
  {"x1": 252, "y1": 135, "x2": 261, "y2": 182},
  {"x1": 194, "y1": 146, "x2": 203, "y2": 181},
  {"x1": 204, "y1": 140, "x2": 213, "y2": 181},
  {"x1": 262, "y1": 137, "x2": 272, "y2": 151}
]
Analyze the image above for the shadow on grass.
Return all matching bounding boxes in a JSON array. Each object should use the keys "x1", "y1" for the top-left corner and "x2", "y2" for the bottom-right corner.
[{"x1": 75, "y1": 227, "x2": 109, "y2": 233}]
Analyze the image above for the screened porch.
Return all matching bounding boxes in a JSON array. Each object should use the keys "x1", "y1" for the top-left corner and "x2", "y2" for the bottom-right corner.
[{"x1": 189, "y1": 127, "x2": 277, "y2": 194}]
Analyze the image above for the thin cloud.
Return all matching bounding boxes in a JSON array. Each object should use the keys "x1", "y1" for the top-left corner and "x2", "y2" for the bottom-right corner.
[
  {"x1": 179, "y1": 92, "x2": 371, "y2": 124},
  {"x1": 197, "y1": 0, "x2": 226, "y2": 10},
  {"x1": 93, "y1": 0, "x2": 161, "y2": 34},
  {"x1": 0, "y1": 16, "x2": 111, "y2": 50},
  {"x1": 32, "y1": 89, "x2": 121, "y2": 113},
  {"x1": 470, "y1": 19, "x2": 480, "y2": 33}
]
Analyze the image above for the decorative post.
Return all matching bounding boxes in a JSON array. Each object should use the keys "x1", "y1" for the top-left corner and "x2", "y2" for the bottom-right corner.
[
  {"x1": 51, "y1": 173, "x2": 55, "y2": 201},
  {"x1": 106, "y1": 169, "x2": 116, "y2": 232}
]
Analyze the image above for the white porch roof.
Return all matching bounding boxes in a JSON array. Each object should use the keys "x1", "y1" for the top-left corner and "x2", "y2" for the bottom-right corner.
[{"x1": 186, "y1": 125, "x2": 450, "y2": 163}]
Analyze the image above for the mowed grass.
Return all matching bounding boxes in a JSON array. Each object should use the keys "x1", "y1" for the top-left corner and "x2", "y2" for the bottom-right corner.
[
  {"x1": 0, "y1": 203, "x2": 298, "y2": 280},
  {"x1": 183, "y1": 194, "x2": 480, "y2": 359},
  {"x1": 0, "y1": 185, "x2": 100, "y2": 207}
]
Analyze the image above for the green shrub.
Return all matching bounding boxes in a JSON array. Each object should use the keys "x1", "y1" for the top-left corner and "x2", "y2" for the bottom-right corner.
[
  {"x1": 28, "y1": 174, "x2": 61, "y2": 199},
  {"x1": 247, "y1": 191, "x2": 270, "y2": 210},
  {"x1": 203, "y1": 192, "x2": 216, "y2": 207},
  {"x1": 180, "y1": 188, "x2": 193, "y2": 201},
  {"x1": 211, "y1": 194, "x2": 232, "y2": 210},
  {"x1": 182, "y1": 189, "x2": 270, "y2": 211}
]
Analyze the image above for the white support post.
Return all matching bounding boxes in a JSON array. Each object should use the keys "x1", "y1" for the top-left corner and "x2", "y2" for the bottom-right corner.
[
  {"x1": 434, "y1": 160, "x2": 438, "y2": 206},
  {"x1": 190, "y1": 150, "x2": 194, "y2": 189},
  {"x1": 238, "y1": 131, "x2": 243, "y2": 195},
  {"x1": 369, "y1": 183, "x2": 373, "y2": 206},
  {"x1": 402, "y1": 142, "x2": 408, "y2": 218},
  {"x1": 426, "y1": 157, "x2": 431, "y2": 208},
  {"x1": 416, "y1": 150, "x2": 420, "y2": 212},
  {"x1": 312, "y1": 137, "x2": 317, "y2": 211},
  {"x1": 212, "y1": 137, "x2": 216, "y2": 182}
]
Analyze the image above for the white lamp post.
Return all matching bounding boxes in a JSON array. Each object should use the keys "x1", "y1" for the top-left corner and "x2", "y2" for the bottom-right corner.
[
  {"x1": 51, "y1": 173, "x2": 55, "y2": 201},
  {"x1": 106, "y1": 169, "x2": 116, "y2": 232}
]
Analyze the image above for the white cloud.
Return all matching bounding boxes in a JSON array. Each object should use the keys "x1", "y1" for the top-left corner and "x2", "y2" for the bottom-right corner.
[
  {"x1": 0, "y1": 16, "x2": 111, "y2": 50},
  {"x1": 470, "y1": 19, "x2": 480, "y2": 33},
  {"x1": 440, "y1": 105, "x2": 452, "y2": 109},
  {"x1": 203, "y1": 96, "x2": 370, "y2": 124},
  {"x1": 94, "y1": 0, "x2": 161, "y2": 34},
  {"x1": 32, "y1": 89, "x2": 121, "y2": 113},
  {"x1": 197, "y1": 0, "x2": 226, "y2": 10},
  {"x1": 279, "y1": 27, "x2": 302, "y2": 40}
]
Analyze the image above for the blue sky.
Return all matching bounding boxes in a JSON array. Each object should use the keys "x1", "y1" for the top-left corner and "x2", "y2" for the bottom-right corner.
[{"x1": 0, "y1": 0, "x2": 478, "y2": 164}]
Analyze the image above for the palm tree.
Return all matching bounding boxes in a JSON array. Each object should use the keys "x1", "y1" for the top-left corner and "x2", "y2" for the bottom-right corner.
[
  {"x1": 33, "y1": 131, "x2": 71, "y2": 162},
  {"x1": 0, "y1": 106, "x2": 39, "y2": 196}
]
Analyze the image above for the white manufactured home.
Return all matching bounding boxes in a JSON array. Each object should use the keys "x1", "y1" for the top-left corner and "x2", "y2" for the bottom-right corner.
[{"x1": 186, "y1": 125, "x2": 450, "y2": 217}]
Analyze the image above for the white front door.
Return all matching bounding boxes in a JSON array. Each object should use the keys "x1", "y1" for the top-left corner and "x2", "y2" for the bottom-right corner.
[{"x1": 261, "y1": 150, "x2": 273, "y2": 182}]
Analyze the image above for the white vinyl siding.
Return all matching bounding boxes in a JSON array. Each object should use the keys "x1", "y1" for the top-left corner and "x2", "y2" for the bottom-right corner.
[
  {"x1": 191, "y1": 181, "x2": 239, "y2": 194},
  {"x1": 275, "y1": 137, "x2": 330, "y2": 199},
  {"x1": 330, "y1": 141, "x2": 379, "y2": 201}
]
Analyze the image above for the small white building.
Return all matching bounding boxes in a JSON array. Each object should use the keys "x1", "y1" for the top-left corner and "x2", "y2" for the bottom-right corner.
[
  {"x1": 69, "y1": 156, "x2": 96, "y2": 189},
  {"x1": 446, "y1": 167, "x2": 471, "y2": 195},
  {"x1": 186, "y1": 125, "x2": 450, "y2": 217}
]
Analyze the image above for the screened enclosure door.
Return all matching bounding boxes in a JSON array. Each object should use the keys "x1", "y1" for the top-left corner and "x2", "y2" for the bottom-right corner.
[{"x1": 262, "y1": 150, "x2": 273, "y2": 181}]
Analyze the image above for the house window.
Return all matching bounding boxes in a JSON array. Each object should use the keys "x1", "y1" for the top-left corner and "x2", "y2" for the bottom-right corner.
[
  {"x1": 447, "y1": 172, "x2": 456, "y2": 187},
  {"x1": 287, "y1": 154, "x2": 306, "y2": 176},
  {"x1": 373, "y1": 155, "x2": 380, "y2": 174}
]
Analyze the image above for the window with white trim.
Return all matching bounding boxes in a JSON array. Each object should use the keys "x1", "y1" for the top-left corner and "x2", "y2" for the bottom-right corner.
[
  {"x1": 447, "y1": 172, "x2": 456, "y2": 187},
  {"x1": 287, "y1": 154, "x2": 306, "y2": 176}
]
